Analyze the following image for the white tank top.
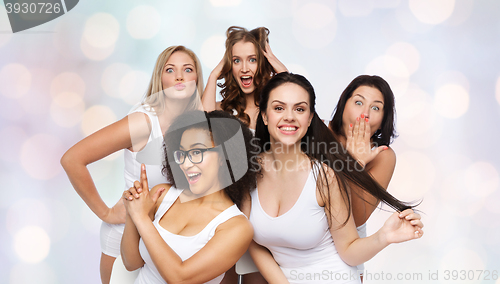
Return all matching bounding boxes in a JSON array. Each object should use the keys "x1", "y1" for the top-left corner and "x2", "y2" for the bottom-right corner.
[
  {"x1": 135, "y1": 187, "x2": 245, "y2": 284},
  {"x1": 124, "y1": 103, "x2": 169, "y2": 190},
  {"x1": 249, "y1": 163, "x2": 360, "y2": 283}
]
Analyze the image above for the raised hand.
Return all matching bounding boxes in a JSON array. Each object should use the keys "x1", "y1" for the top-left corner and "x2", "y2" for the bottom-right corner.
[
  {"x1": 346, "y1": 114, "x2": 387, "y2": 167},
  {"x1": 123, "y1": 164, "x2": 165, "y2": 222},
  {"x1": 212, "y1": 57, "x2": 225, "y2": 80},
  {"x1": 262, "y1": 41, "x2": 288, "y2": 74},
  {"x1": 381, "y1": 209, "x2": 424, "y2": 245}
]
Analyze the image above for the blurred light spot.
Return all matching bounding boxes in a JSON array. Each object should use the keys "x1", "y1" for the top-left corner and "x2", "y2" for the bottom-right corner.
[
  {"x1": 44, "y1": 199, "x2": 71, "y2": 243},
  {"x1": 7, "y1": 199, "x2": 52, "y2": 236},
  {"x1": 409, "y1": 0, "x2": 455, "y2": 25},
  {"x1": 50, "y1": 92, "x2": 85, "y2": 128},
  {"x1": 365, "y1": 55, "x2": 409, "y2": 96},
  {"x1": 338, "y1": 0, "x2": 374, "y2": 17},
  {"x1": 440, "y1": 247, "x2": 485, "y2": 284},
  {"x1": 0, "y1": 64, "x2": 31, "y2": 99},
  {"x1": 200, "y1": 35, "x2": 226, "y2": 70},
  {"x1": 0, "y1": 126, "x2": 27, "y2": 163},
  {"x1": 81, "y1": 36, "x2": 115, "y2": 61},
  {"x1": 10, "y1": 262, "x2": 57, "y2": 284},
  {"x1": 157, "y1": 16, "x2": 197, "y2": 47},
  {"x1": 102, "y1": 63, "x2": 133, "y2": 98},
  {"x1": 286, "y1": 64, "x2": 310, "y2": 79},
  {"x1": 50, "y1": 72, "x2": 86, "y2": 99},
  {"x1": 83, "y1": 13, "x2": 120, "y2": 49},
  {"x1": 373, "y1": 0, "x2": 400, "y2": 9},
  {"x1": 20, "y1": 134, "x2": 63, "y2": 180},
  {"x1": 465, "y1": 162, "x2": 499, "y2": 198},
  {"x1": 436, "y1": 70, "x2": 470, "y2": 91},
  {"x1": 434, "y1": 84, "x2": 469, "y2": 118},
  {"x1": 441, "y1": 171, "x2": 484, "y2": 217},
  {"x1": 485, "y1": 188, "x2": 500, "y2": 215},
  {"x1": 446, "y1": 0, "x2": 473, "y2": 26},
  {"x1": 127, "y1": 6, "x2": 161, "y2": 39},
  {"x1": 292, "y1": 3, "x2": 336, "y2": 49},
  {"x1": 14, "y1": 226, "x2": 50, "y2": 263},
  {"x1": 389, "y1": 151, "x2": 435, "y2": 201},
  {"x1": 81, "y1": 105, "x2": 117, "y2": 136},
  {"x1": 210, "y1": 0, "x2": 241, "y2": 6},
  {"x1": 398, "y1": 87, "x2": 442, "y2": 148},
  {"x1": 386, "y1": 42, "x2": 420, "y2": 75},
  {"x1": 496, "y1": 76, "x2": 500, "y2": 106},
  {"x1": 119, "y1": 70, "x2": 150, "y2": 105}
]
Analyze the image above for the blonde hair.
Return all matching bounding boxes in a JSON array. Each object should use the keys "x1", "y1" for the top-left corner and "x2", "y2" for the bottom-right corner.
[{"x1": 142, "y1": 46, "x2": 204, "y2": 114}]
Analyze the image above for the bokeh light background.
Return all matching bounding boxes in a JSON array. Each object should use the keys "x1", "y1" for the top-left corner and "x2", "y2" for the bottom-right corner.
[{"x1": 1, "y1": 0, "x2": 499, "y2": 283}]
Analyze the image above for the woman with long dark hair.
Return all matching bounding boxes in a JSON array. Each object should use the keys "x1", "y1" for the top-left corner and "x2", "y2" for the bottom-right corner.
[
  {"x1": 245, "y1": 72, "x2": 423, "y2": 283},
  {"x1": 327, "y1": 75, "x2": 400, "y2": 277}
]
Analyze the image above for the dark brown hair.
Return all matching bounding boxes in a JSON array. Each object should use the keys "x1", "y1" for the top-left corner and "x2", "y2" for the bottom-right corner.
[
  {"x1": 219, "y1": 26, "x2": 276, "y2": 125},
  {"x1": 329, "y1": 75, "x2": 397, "y2": 146},
  {"x1": 162, "y1": 110, "x2": 257, "y2": 208}
]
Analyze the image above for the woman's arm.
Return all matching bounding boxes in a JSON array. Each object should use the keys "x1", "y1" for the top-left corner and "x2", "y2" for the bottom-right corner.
[
  {"x1": 262, "y1": 42, "x2": 288, "y2": 74},
  {"x1": 324, "y1": 170, "x2": 423, "y2": 267},
  {"x1": 125, "y1": 166, "x2": 253, "y2": 283},
  {"x1": 351, "y1": 147, "x2": 396, "y2": 225},
  {"x1": 60, "y1": 112, "x2": 151, "y2": 224},
  {"x1": 248, "y1": 241, "x2": 289, "y2": 284},
  {"x1": 344, "y1": 115, "x2": 396, "y2": 225},
  {"x1": 201, "y1": 59, "x2": 224, "y2": 112},
  {"x1": 120, "y1": 182, "x2": 170, "y2": 271},
  {"x1": 120, "y1": 209, "x2": 145, "y2": 270}
]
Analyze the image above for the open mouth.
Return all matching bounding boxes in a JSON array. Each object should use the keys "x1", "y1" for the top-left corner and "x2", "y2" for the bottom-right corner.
[
  {"x1": 186, "y1": 172, "x2": 201, "y2": 184},
  {"x1": 278, "y1": 126, "x2": 298, "y2": 135},
  {"x1": 240, "y1": 75, "x2": 253, "y2": 88}
]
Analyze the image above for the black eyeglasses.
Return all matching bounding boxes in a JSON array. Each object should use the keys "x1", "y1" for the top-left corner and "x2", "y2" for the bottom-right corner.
[{"x1": 173, "y1": 147, "x2": 218, "y2": 165}]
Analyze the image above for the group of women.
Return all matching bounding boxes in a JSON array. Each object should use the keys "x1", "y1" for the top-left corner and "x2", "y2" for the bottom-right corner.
[{"x1": 62, "y1": 26, "x2": 423, "y2": 284}]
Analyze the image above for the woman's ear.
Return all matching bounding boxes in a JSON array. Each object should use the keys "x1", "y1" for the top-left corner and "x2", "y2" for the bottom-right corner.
[{"x1": 262, "y1": 112, "x2": 268, "y2": 125}]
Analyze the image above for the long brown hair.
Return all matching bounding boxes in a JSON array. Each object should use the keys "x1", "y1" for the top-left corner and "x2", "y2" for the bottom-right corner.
[
  {"x1": 255, "y1": 73, "x2": 413, "y2": 227},
  {"x1": 219, "y1": 26, "x2": 276, "y2": 125}
]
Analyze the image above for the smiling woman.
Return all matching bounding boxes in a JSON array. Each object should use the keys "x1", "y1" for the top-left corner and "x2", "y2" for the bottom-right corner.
[
  {"x1": 120, "y1": 110, "x2": 259, "y2": 284},
  {"x1": 202, "y1": 26, "x2": 288, "y2": 130}
]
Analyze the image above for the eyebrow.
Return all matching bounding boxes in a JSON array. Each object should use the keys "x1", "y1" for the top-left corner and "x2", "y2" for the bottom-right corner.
[
  {"x1": 232, "y1": 55, "x2": 257, "y2": 58},
  {"x1": 179, "y1": 142, "x2": 208, "y2": 150},
  {"x1": 271, "y1": 100, "x2": 309, "y2": 106},
  {"x1": 165, "y1": 63, "x2": 195, "y2": 68},
  {"x1": 353, "y1": 94, "x2": 384, "y2": 105}
]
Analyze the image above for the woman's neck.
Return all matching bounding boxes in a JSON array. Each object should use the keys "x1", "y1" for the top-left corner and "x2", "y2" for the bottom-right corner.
[
  {"x1": 265, "y1": 141, "x2": 309, "y2": 173},
  {"x1": 156, "y1": 98, "x2": 191, "y2": 132}
]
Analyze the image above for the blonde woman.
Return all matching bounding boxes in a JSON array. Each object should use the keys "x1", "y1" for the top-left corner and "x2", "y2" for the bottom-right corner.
[{"x1": 61, "y1": 46, "x2": 204, "y2": 284}]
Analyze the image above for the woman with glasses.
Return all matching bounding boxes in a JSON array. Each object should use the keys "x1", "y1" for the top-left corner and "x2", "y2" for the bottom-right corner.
[
  {"x1": 61, "y1": 45, "x2": 203, "y2": 284},
  {"x1": 120, "y1": 110, "x2": 258, "y2": 284}
]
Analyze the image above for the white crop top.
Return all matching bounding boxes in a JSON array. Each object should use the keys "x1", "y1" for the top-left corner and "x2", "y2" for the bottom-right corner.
[
  {"x1": 124, "y1": 103, "x2": 169, "y2": 190},
  {"x1": 249, "y1": 163, "x2": 360, "y2": 283}
]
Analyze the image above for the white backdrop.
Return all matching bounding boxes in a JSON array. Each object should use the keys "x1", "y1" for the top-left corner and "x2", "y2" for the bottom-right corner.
[{"x1": 1, "y1": 0, "x2": 499, "y2": 283}]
